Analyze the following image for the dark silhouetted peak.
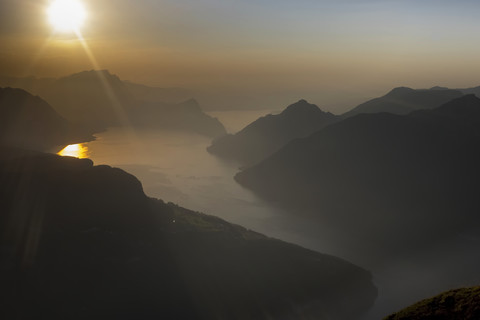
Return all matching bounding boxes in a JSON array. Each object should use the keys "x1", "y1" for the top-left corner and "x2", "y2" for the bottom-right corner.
[
  {"x1": 0, "y1": 87, "x2": 64, "y2": 122},
  {"x1": 178, "y1": 98, "x2": 201, "y2": 112},
  {"x1": 430, "y1": 86, "x2": 449, "y2": 90},
  {"x1": 0, "y1": 87, "x2": 89, "y2": 151},
  {"x1": 0, "y1": 87, "x2": 44, "y2": 104},
  {"x1": 207, "y1": 99, "x2": 338, "y2": 165},
  {"x1": 282, "y1": 99, "x2": 323, "y2": 115},
  {"x1": 385, "y1": 87, "x2": 415, "y2": 97},
  {"x1": 58, "y1": 69, "x2": 123, "y2": 84}
]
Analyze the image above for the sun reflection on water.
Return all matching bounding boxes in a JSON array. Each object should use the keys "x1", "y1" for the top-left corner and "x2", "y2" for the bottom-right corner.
[{"x1": 57, "y1": 144, "x2": 90, "y2": 158}]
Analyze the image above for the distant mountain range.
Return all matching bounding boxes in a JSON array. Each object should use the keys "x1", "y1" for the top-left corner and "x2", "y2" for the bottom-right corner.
[
  {"x1": 207, "y1": 99, "x2": 338, "y2": 165},
  {"x1": 0, "y1": 147, "x2": 377, "y2": 319},
  {"x1": 0, "y1": 87, "x2": 92, "y2": 151},
  {"x1": 235, "y1": 94, "x2": 480, "y2": 256},
  {"x1": 0, "y1": 70, "x2": 225, "y2": 138},
  {"x1": 0, "y1": 72, "x2": 192, "y2": 104},
  {"x1": 343, "y1": 85, "x2": 480, "y2": 118},
  {"x1": 342, "y1": 87, "x2": 464, "y2": 117},
  {"x1": 207, "y1": 85, "x2": 480, "y2": 166}
]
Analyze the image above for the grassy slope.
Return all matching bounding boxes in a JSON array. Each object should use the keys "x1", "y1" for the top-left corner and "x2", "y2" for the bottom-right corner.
[{"x1": 385, "y1": 287, "x2": 480, "y2": 320}]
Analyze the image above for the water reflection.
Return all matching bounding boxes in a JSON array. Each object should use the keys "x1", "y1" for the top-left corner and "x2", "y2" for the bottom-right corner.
[{"x1": 57, "y1": 144, "x2": 90, "y2": 158}]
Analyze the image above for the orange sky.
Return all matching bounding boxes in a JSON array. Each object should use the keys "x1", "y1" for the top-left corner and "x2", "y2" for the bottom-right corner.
[{"x1": 1, "y1": 0, "x2": 480, "y2": 112}]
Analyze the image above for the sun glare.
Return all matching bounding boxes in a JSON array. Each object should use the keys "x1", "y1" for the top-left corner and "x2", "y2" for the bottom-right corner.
[
  {"x1": 48, "y1": 0, "x2": 87, "y2": 33},
  {"x1": 58, "y1": 144, "x2": 90, "y2": 158}
]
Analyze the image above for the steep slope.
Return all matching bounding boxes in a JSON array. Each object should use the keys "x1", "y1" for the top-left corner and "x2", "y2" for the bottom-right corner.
[
  {"x1": 0, "y1": 87, "x2": 91, "y2": 151},
  {"x1": 384, "y1": 286, "x2": 480, "y2": 320},
  {"x1": 0, "y1": 148, "x2": 376, "y2": 320},
  {"x1": 343, "y1": 87, "x2": 463, "y2": 117},
  {"x1": 236, "y1": 95, "x2": 480, "y2": 255},
  {"x1": 208, "y1": 99, "x2": 338, "y2": 165}
]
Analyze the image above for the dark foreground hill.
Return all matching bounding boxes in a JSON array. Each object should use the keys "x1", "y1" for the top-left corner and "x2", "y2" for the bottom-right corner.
[
  {"x1": 208, "y1": 99, "x2": 338, "y2": 165},
  {"x1": 0, "y1": 148, "x2": 376, "y2": 320},
  {"x1": 343, "y1": 87, "x2": 463, "y2": 117},
  {"x1": 0, "y1": 87, "x2": 92, "y2": 151},
  {"x1": 384, "y1": 286, "x2": 480, "y2": 320},
  {"x1": 236, "y1": 95, "x2": 480, "y2": 256},
  {"x1": 0, "y1": 71, "x2": 226, "y2": 138}
]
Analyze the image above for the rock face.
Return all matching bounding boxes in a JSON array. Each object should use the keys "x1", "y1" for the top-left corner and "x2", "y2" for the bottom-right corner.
[
  {"x1": 236, "y1": 95, "x2": 480, "y2": 256},
  {"x1": 0, "y1": 148, "x2": 376, "y2": 320},
  {"x1": 342, "y1": 87, "x2": 464, "y2": 118},
  {"x1": 208, "y1": 99, "x2": 338, "y2": 165},
  {"x1": 0, "y1": 70, "x2": 226, "y2": 138},
  {"x1": 0, "y1": 87, "x2": 91, "y2": 151},
  {"x1": 384, "y1": 286, "x2": 480, "y2": 320}
]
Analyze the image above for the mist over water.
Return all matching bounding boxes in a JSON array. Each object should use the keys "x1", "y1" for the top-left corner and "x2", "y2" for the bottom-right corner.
[
  {"x1": 83, "y1": 110, "x2": 348, "y2": 257},
  {"x1": 83, "y1": 123, "x2": 333, "y2": 254},
  {"x1": 81, "y1": 110, "x2": 480, "y2": 319}
]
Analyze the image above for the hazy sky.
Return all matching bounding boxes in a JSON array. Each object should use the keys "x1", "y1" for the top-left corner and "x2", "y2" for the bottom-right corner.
[{"x1": 1, "y1": 0, "x2": 480, "y2": 111}]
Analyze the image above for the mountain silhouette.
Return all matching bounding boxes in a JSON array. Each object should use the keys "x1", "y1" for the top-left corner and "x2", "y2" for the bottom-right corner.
[
  {"x1": 342, "y1": 87, "x2": 464, "y2": 117},
  {"x1": 236, "y1": 94, "x2": 480, "y2": 257},
  {"x1": 132, "y1": 98, "x2": 226, "y2": 137},
  {"x1": 429, "y1": 86, "x2": 449, "y2": 91},
  {"x1": 0, "y1": 147, "x2": 376, "y2": 320},
  {"x1": 0, "y1": 71, "x2": 226, "y2": 138},
  {"x1": 384, "y1": 286, "x2": 480, "y2": 320},
  {"x1": 428, "y1": 85, "x2": 480, "y2": 101},
  {"x1": 42, "y1": 70, "x2": 135, "y2": 129},
  {"x1": 208, "y1": 99, "x2": 338, "y2": 165},
  {"x1": 0, "y1": 87, "x2": 92, "y2": 151},
  {"x1": 0, "y1": 75, "x2": 55, "y2": 94},
  {"x1": 457, "y1": 86, "x2": 480, "y2": 99},
  {"x1": 124, "y1": 80, "x2": 192, "y2": 103}
]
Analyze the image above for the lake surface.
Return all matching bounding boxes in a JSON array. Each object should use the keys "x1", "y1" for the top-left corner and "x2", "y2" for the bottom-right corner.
[
  {"x1": 80, "y1": 127, "x2": 341, "y2": 257},
  {"x1": 58, "y1": 109, "x2": 480, "y2": 319}
]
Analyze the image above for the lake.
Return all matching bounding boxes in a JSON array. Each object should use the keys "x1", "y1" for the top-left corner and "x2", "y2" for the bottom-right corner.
[{"x1": 57, "y1": 109, "x2": 480, "y2": 319}]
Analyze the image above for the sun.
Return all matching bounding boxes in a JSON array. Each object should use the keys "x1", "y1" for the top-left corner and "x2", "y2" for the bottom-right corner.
[{"x1": 48, "y1": 0, "x2": 87, "y2": 33}]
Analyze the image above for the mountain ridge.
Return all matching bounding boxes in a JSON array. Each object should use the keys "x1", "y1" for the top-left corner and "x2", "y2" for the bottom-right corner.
[
  {"x1": 0, "y1": 87, "x2": 93, "y2": 151},
  {"x1": 208, "y1": 99, "x2": 338, "y2": 165},
  {"x1": 235, "y1": 94, "x2": 480, "y2": 258},
  {"x1": 342, "y1": 86, "x2": 464, "y2": 117},
  {"x1": 0, "y1": 70, "x2": 226, "y2": 138}
]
